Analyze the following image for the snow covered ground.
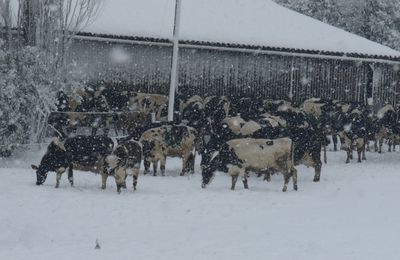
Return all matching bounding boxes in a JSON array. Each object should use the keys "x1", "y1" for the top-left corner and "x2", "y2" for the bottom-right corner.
[{"x1": 1, "y1": 145, "x2": 400, "y2": 260}]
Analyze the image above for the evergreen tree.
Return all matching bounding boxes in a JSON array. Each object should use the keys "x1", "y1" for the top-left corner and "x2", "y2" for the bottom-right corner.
[{"x1": 274, "y1": 0, "x2": 400, "y2": 51}]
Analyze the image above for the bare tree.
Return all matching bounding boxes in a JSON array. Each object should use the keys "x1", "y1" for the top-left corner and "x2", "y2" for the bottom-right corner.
[
  {"x1": 0, "y1": 0, "x2": 102, "y2": 150},
  {"x1": 0, "y1": 0, "x2": 12, "y2": 49},
  {"x1": 20, "y1": 0, "x2": 102, "y2": 68}
]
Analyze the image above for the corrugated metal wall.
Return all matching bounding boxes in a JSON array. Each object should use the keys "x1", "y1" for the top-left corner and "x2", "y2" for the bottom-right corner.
[{"x1": 69, "y1": 38, "x2": 400, "y2": 106}]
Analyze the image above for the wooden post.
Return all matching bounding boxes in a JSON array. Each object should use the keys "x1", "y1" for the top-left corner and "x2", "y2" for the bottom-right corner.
[{"x1": 168, "y1": 0, "x2": 182, "y2": 122}]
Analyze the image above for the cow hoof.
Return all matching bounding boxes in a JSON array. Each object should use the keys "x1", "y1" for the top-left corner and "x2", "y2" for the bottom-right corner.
[
  {"x1": 282, "y1": 187, "x2": 287, "y2": 192},
  {"x1": 101, "y1": 186, "x2": 106, "y2": 190},
  {"x1": 201, "y1": 184, "x2": 206, "y2": 189},
  {"x1": 180, "y1": 172, "x2": 184, "y2": 176},
  {"x1": 294, "y1": 185, "x2": 298, "y2": 191},
  {"x1": 313, "y1": 178, "x2": 320, "y2": 182}
]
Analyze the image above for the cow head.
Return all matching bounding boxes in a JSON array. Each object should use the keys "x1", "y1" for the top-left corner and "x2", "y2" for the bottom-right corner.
[
  {"x1": 201, "y1": 151, "x2": 220, "y2": 188},
  {"x1": 201, "y1": 163, "x2": 215, "y2": 188},
  {"x1": 31, "y1": 163, "x2": 48, "y2": 185},
  {"x1": 31, "y1": 138, "x2": 67, "y2": 185}
]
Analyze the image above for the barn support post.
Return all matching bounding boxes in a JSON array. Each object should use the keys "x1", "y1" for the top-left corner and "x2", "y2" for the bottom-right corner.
[
  {"x1": 168, "y1": 0, "x2": 182, "y2": 122},
  {"x1": 289, "y1": 57, "x2": 294, "y2": 101}
]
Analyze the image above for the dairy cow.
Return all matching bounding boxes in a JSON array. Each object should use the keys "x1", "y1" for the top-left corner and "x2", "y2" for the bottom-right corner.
[
  {"x1": 128, "y1": 93, "x2": 168, "y2": 121},
  {"x1": 48, "y1": 88, "x2": 110, "y2": 137},
  {"x1": 31, "y1": 136, "x2": 114, "y2": 190},
  {"x1": 274, "y1": 110, "x2": 326, "y2": 182},
  {"x1": 139, "y1": 125, "x2": 203, "y2": 176},
  {"x1": 106, "y1": 139, "x2": 142, "y2": 193},
  {"x1": 201, "y1": 138, "x2": 297, "y2": 192},
  {"x1": 180, "y1": 95, "x2": 205, "y2": 133}
]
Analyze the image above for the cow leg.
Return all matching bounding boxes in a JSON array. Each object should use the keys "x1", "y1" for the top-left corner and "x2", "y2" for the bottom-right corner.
[
  {"x1": 189, "y1": 153, "x2": 195, "y2": 174},
  {"x1": 153, "y1": 161, "x2": 158, "y2": 176},
  {"x1": 357, "y1": 149, "x2": 362, "y2": 163},
  {"x1": 362, "y1": 146, "x2": 366, "y2": 160},
  {"x1": 332, "y1": 134, "x2": 338, "y2": 151},
  {"x1": 231, "y1": 175, "x2": 239, "y2": 190},
  {"x1": 160, "y1": 156, "x2": 166, "y2": 176},
  {"x1": 132, "y1": 167, "x2": 139, "y2": 190},
  {"x1": 55, "y1": 168, "x2": 66, "y2": 188},
  {"x1": 114, "y1": 167, "x2": 127, "y2": 193},
  {"x1": 55, "y1": 172, "x2": 62, "y2": 188},
  {"x1": 229, "y1": 166, "x2": 241, "y2": 190},
  {"x1": 143, "y1": 159, "x2": 150, "y2": 175},
  {"x1": 180, "y1": 153, "x2": 191, "y2": 176},
  {"x1": 68, "y1": 166, "x2": 74, "y2": 187},
  {"x1": 349, "y1": 149, "x2": 353, "y2": 160},
  {"x1": 282, "y1": 173, "x2": 290, "y2": 192},
  {"x1": 345, "y1": 149, "x2": 350, "y2": 164},
  {"x1": 379, "y1": 139, "x2": 383, "y2": 153},
  {"x1": 292, "y1": 167, "x2": 298, "y2": 191},
  {"x1": 101, "y1": 173, "x2": 108, "y2": 189},
  {"x1": 323, "y1": 145, "x2": 327, "y2": 164},
  {"x1": 263, "y1": 170, "x2": 271, "y2": 182},
  {"x1": 242, "y1": 170, "x2": 249, "y2": 189}
]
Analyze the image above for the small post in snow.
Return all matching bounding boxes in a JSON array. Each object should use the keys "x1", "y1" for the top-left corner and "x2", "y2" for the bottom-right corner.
[{"x1": 168, "y1": 0, "x2": 182, "y2": 122}]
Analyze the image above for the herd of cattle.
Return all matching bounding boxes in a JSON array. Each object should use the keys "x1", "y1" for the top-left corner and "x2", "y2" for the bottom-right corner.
[{"x1": 31, "y1": 87, "x2": 400, "y2": 193}]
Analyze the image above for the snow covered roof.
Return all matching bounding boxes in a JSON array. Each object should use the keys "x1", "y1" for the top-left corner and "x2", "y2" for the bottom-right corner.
[{"x1": 84, "y1": 0, "x2": 400, "y2": 59}]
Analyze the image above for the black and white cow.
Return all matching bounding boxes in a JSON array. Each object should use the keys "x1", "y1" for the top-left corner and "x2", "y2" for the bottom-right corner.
[
  {"x1": 139, "y1": 125, "x2": 203, "y2": 176},
  {"x1": 128, "y1": 93, "x2": 168, "y2": 121},
  {"x1": 48, "y1": 88, "x2": 110, "y2": 137},
  {"x1": 31, "y1": 136, "x2": 114, "y2": 190},
  {"x1": 273, "y1": 109, "x2": 326, "y2": 182},
  {"x1": 180, "y1": 95, "x2": 205, "y2": 133},
  {"x1": 106, "y1": 138, "x2": 142, "y2": 193},
  {"x1": 201, "y1": 138, "x2": 297, "y2": 191},
  {"x1": 201, "y1": 109, "x2": 324, "y2": 182},
  {"x1": 333, "y1": 106, "x2": 368, "y2": 163}
]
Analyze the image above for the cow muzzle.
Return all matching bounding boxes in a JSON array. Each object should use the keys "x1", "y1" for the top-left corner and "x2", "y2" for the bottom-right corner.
[{"x1": 36, "y1": 172, "x2": 48, "y2": 185}]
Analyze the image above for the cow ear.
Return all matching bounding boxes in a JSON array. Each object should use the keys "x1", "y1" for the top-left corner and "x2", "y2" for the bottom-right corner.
[
  {"x1": 53, "y1": 137, "x2": 66, "y2": 151},
  {"x1": 31, "y1": 164, "x2": 39, "y2": 170}
]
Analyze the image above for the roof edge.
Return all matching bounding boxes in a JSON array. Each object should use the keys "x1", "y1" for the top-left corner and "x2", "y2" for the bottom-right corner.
[{"x1": 75, "y1": 31, "x2": 400, "y2": 63}]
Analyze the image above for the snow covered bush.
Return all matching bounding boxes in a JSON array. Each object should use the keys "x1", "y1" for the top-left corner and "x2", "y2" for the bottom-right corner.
[{"x1": 0, "y1": 40, "x2": 59, "y2": 156}]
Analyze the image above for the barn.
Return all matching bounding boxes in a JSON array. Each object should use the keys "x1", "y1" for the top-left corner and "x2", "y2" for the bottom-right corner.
[{"x1": 69, "y1": 0, "x2": 400, "y2": 107}]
